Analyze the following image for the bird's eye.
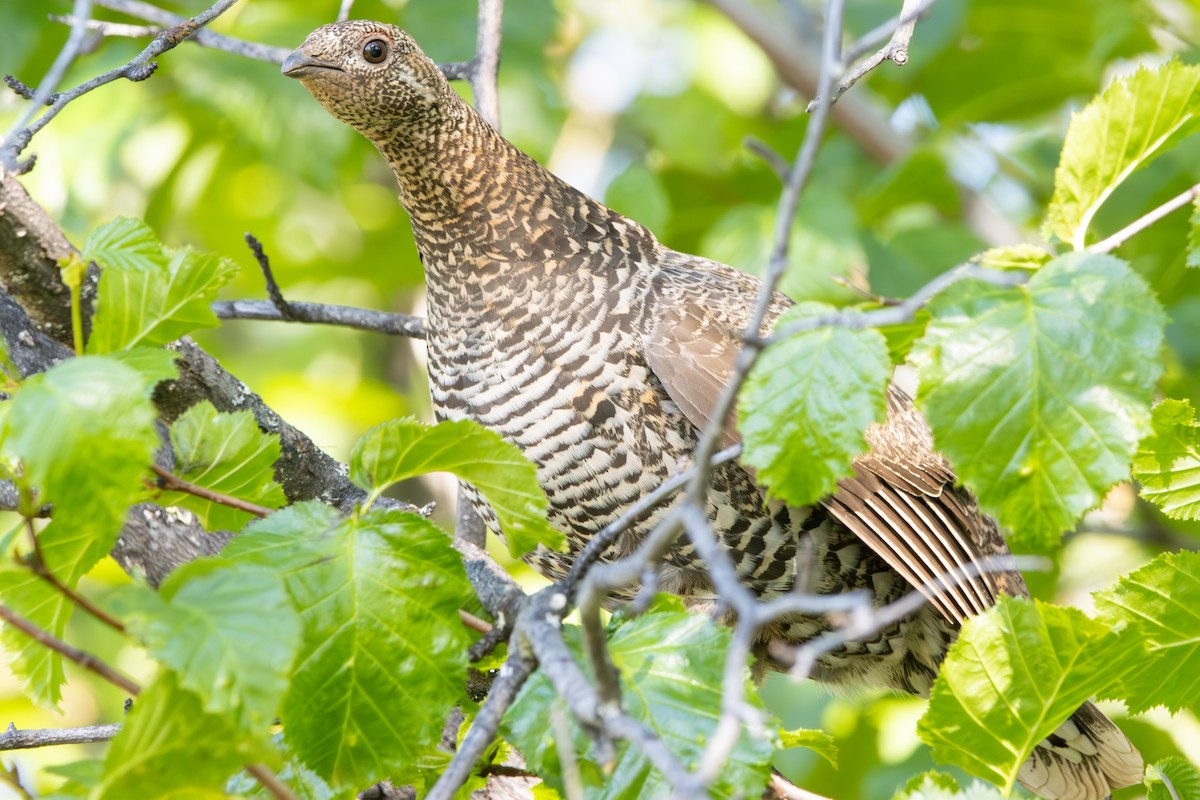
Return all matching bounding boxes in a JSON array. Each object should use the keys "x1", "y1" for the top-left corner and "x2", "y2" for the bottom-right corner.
[{"x1": 362, "y1": 39, "x2": 388, "y2": 64}]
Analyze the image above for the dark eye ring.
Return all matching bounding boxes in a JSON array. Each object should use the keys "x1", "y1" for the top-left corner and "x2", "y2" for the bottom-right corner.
[{"x1": 363, "y1": 39, "x2": 388, "y2": 64}]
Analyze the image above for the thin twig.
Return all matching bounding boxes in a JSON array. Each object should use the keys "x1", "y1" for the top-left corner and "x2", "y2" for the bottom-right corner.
[
  {"x1": 150, "y1": 463, "x2": 273, "y2": 518},
  {"x1": 0, "y1": 0, "x2": 94, "y2": 173},
  {"x1": 458, "y1": 609, "x2": 494, "y2": 634},
  {"x1": 564, "y1": 444, "x2": 742, "y2": 594},
  {"x1": 49, "y1": 16, "x2": 161, "y2": 39},
  {"x1": 244, "y1": 233, "x2": 294, "y2": 320},
  {"x1": 470, "y1": 0, "x2": 505, "y2": 129},
  {"x1": 0, "y1": 722, "x2": 122, "y2": 751},
  {"x1": 22, "y1": 519, "x2": 127, "y2": 634},
  {"x1": 3, "y1": 0, "x2": 241, "y2": 174},
  {"x1": 842, "y1": 0, "x2": 935, "y2": 64},
  {"x1": 0, "y1": 603, "x2": 140, "y2": 696},
  {"x1": 425, "y1": 648, "x2": 537, "y2": 800},
  {"x1": 759, "y1": 263, "x2": 1027, "y2": 345},
  {"x1": 336, "y1": 0, "x2": 356, "y2": 23},
  {"x1": 246, "y1": 763, "x2": 301, "y2": 800},
  {"x1": 1086, "y1": 181, "x2": 1200, "y2": 254},
  {"x1": 809, "y1": 0, "x2": 932, "y2": 110},
  {"x1": 88, "y1": 0, "x2": 291, "y2": 63},
  {"x1": 213, "y1": 300, "x2": 427, "y2": 338}
]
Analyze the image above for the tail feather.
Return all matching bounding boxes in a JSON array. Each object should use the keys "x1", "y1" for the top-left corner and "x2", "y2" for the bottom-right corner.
[{"x1": 1018, "y1": 702, "x2": 1143, "y2": 800}]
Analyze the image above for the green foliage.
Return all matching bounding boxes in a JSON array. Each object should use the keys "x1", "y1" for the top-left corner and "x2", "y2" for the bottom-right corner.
[
  {"x1": 504, "y1": 596, "x2": 775, "y2": 800},
  {"x1": 740, "y1": 302, "x2": 891, "y2": 507},
  {"x1": 1135, "y1": 399, "x2": 1200, "y2": 520},
  {"x1": 159, "y1": 400, "x2": 288, "y2": 530},
  {"x1": 1094, "y1": 550, "x2": 1200, "y2": 714},
  {"x1": 911, "y1": 253, "x2": 1165, "y2": 546},
  {"x1": 778, "y1": 728, "x2": 838, "y2": 767},
  {"x1": 894, "y1": 771, "x2": 1005, "y2": 799},
  {"x1": 1045, "y1": 62, "x2": 1200, "y2": 249},
  {"x1": 0, "y1": 354, "x2": 162, "y2": 707},
  {"x1": 1146, "y1": 757, "x2": 1200, "y2": 800},
  {"x1": 83, "y1": 216, "x2": 239, "y2": 354},
  {"x1": 917, "y1": 596, "x2": 1137, "y2": 793},
  {"x1": 350, "y1": 417, "x2": 565, "y2": 557},
  {"x1": 109, "y1": 558, "x2": 301, "y2": 732},
  {"x1": 223, "y1": 502, "x2": 475, "y2": 788},
  {"x1": 94, "y1": 673, "x2": 262, "y2": 799}
]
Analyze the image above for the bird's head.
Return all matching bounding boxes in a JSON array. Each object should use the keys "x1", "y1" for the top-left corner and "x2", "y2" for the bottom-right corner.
[{"x1": 282, "y1": 21, "x2": 455, "y2": 141}]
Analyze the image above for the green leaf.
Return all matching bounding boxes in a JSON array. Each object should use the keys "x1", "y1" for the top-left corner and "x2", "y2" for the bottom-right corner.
[
  {"x1": 158, "y1": 401, "x2": 287, "y2": 531},
  {"x1": 1146, "y1": 757, "x2": 1200, "y2": 800},
  {"x1": 95, "y1": 672, "x2": 266, "y2": 799},
  {"x1": 917, "y1": 596, "x2": 1137, "y2": 794},
  {"x1": 108, "y1": 558, "x2": 301, "y2": 732},
  {"x1": 84, "y1": 216, "x2": 238, "y2": 353},
  {"x1": 350, "y1": 417, "x2": 564, "y2": 557},
  {"x1": 739, "y1": 303, "x2": 890, "y2": 507},
  {"x1": 108, "y1": 346, "x2": 181, "y2": 388},
  {"x1": 778, "y1": 728, "x2": 838, "y2": 767},
  {"x1": 1187, "y1": 200, "x2": 1200, "y2": 268},
  {"x1": 1134, "y1": 399, "x2": 1200, "y2": 520},
  {"x1": 1045, "y1": 61, "x2": 1200, "y2": 249},
  {"x1": 974, "y1": 244, "x2": 1053, "y2": 272},
  {"x1": 910, "y1": 253, "x2": 1165, "y2": 546},
  {"x1": 894, "y1": 771, "x2": 1005, "y2": 799},
  {"x1": 1093, "y1": 550, "x2": 1200, "y2": 714},
  {"x1": 0, "y1": 355, "x2": 159, "y2": 706},
  {"x1": 504, "y1": 596, "x2": 775, "y2": 800},
  {"x1": 223, "y1": 503, "x2": 475, "y2": 788}
]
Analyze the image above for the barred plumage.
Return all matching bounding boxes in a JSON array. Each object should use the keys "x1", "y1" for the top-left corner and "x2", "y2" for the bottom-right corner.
[{"x1": 284, "y1": 22, "x2": 1142, "y2": 799}]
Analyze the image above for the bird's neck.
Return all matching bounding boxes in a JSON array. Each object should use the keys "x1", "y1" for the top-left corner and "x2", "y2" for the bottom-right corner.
[{"x1": 373, "y1": 101, "x2": 656, "y2": 281}]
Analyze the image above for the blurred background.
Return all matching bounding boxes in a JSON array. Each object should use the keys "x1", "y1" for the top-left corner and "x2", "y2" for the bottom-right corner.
[{"x1": 2, "y1": 0, "x2": 1200, "y2": 796}]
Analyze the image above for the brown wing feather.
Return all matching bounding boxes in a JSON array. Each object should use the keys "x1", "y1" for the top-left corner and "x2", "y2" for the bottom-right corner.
[{"x1": 642, "y1": 253, "x2": 1026, "y2": 626}]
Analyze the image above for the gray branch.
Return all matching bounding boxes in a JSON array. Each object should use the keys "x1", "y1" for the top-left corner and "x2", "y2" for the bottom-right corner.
[
  {"x1": 213, "y1": 299, "x2": 426, "y2": 338},
  {"x1": 0, "y1": 722, "x2": 121, "y2": 751}
]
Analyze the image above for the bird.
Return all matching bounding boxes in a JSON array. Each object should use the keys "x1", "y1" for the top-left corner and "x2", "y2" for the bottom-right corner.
[{"x1": 282, "y1": 21, "x2": 1142, "y2": 800}]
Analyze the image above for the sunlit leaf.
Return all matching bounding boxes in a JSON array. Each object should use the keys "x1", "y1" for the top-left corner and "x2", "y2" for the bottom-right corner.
[
  {"x1": 1134, "y1": 399, "x2": 1200, "y2": 520},
  {"x1": 84, "y1": 216, "x2": 238, "y2": 353},
  {"x1": 350, "y1": 417, "x2": 564, "y2": 557},
  {"x1": 779, "y1": 728, "x2": 838, "y2": 767},
  {"x1": 1094, "y1": 550, "x2": 1200, "y2": 714},
  {"x1": 910, "y1": 252, "x2": 1165, "y2": 546},
  {"x1": 504, "y1": 596, "x2": 775, "y2": 800},
  {"x1": 109, "y1": 558, "x2": 301, "y2": 732},
  {"x1": 1045, "y1": 61, "x2": 1200, "y2": 249},
  {"x1": 894, "y1": 771, "x2": 1005, "y2": 799},
  {"x1": 917, "y1": 596, "x2": 1137, "y2": 793},
  {"x1": 223, "y1": 503, "x2": 474, "y2": 788},
  {"x1": 740, "y1": 302, "x2": 890, "y2": 507},
  {"x1": 158, "y1": 401, "x2": 287, "y2": 531}
]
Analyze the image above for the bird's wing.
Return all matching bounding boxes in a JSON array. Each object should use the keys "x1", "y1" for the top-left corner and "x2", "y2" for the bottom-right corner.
[{"x1": 642, "y1": 253, "x2": 1026, "y2": 626}]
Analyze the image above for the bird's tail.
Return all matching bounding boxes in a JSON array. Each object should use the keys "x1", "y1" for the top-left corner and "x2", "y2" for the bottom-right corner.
[{"x1": 1017, "y1": 701, "x2": 1143, "y2": 800}]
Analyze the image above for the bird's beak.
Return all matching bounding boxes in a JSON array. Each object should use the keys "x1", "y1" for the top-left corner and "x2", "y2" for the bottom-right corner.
[{"x1": 281, "y1": 50, "x2": 341, "y2": 79}]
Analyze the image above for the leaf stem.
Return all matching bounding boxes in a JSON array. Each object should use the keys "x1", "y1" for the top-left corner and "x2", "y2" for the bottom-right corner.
[
  {"x1": 245, "y1": 763, "x2": 300, "y2": 800},
  {"x1": 22, "y1": 518, "x2": 127, "y2": 634},
  {"x1": 0, "y1": 602, "x2": 141, "y2": 696},
  {"x1": 1087, "y1": 181, "x2": 1200, "y2": 255},
  {"x1": 150, "y1": 463, "x2": 272, "y2": 518}
]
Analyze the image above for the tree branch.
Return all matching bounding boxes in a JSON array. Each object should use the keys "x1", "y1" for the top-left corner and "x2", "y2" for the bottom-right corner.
[
  {"x1": 212, "y1": 299, "x2": 426, "y2": 338},
  {"x1": 22, "y1": 519, "x2": 128, "y2": 634},
  {"x1": 0, "y1": 722, "x2": 121, "y2": 751},
  {"x1": 149, "y1": 463, "x2": 273, "y2": 519}
]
